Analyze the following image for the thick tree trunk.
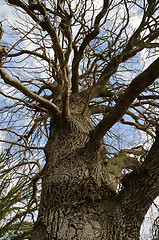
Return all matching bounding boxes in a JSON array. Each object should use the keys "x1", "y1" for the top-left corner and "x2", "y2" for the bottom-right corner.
[{"x1": 29, "y1": 99, "x2": 159, "y2": 240}]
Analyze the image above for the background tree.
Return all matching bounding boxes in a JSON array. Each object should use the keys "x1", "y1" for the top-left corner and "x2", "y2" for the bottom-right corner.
[
  {"x1": 0, "y1": 0, "x2": 159, "y2": 239},
  {"x1": 0, "y1": 160, "x2": 34, "y2": 239}
]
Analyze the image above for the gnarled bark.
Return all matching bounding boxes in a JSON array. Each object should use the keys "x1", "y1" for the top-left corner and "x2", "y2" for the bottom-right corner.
[
  {"x1": 29, "y1": 97, "x2": 159, "y2": 240},
  {"x1": 1, "y1": 1, "x2": 159, "y2": 239}
]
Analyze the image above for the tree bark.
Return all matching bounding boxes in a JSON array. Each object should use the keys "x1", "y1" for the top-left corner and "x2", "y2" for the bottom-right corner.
[{"x1": 29, "y1": 97, "x2": 159, "y2": 240}]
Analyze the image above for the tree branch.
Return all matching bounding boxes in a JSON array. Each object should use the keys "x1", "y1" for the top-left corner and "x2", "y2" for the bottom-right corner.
[
  {"x1": 0, "y1": 90, "x2": 47, "y2": 112},
  {"x1": 97, "y1": 6, "x2": 159, "y2": 87},
  {"x1": 105, "y1": 152, "x2": 141, "y2": 192},
  {"x1": 0, "y1": 68, "x2": 61, "y2": 116},
  {"x1": 71, "y1": 0, "x2": 109, "y2": 93},
  {"x1": 89, "y1": 105, "x2": 112, "y2": 115},
  {"x1": 87, "y1": 57, "x2": 159, "y2": 149},
  {"x1": 0, "y1": 139, "x2": 44, "y2": 150},
  {"x1": 120, "y1": 118, "x2": 154, "y2": 138},
  {"x1": 119, "y1": 126, "x2": 159, "y2": 223},
  {"x1": 1, "y1": 161, "x2": 41, "y2": 173},
  {"x1": 8, "y1": 0, "x2": 71, "y2": 117}
]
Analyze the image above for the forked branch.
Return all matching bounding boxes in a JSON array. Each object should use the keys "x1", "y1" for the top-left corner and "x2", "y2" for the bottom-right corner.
[
  {"x1": 72, "y1": 0, "x2": 110, "y2": 93},
  {"x1": 87, "y1": 57, "x2": 159, "y2": 149},
  {"x1": 0, "y1": 68, "x2": 61, "y2": 116}
]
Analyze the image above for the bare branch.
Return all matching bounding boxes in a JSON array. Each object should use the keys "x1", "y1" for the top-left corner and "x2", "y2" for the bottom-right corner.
[
  {"x1": 72, "y1": 0, "x2": 110, "y2": 93},
  {"x1": 0, "y1": 68, "x2": 61, "y2": 116},
  {"x1": 0, "y1": 90, "x2": 47, "y2": 112},
  {"x1": 8, "y1": 0, "x2": 71, "y2": 117},
  {"x1": 0, "y1": 139, "x2": 44, "y2": 149},
  {"x1": 1, "y1": 161, "x2": 41, "y2": 173},
  {"x1": 120, "y1": 118, "x2": 154, "y2": 138},
  {"x1": 89, "y1": 105, "x2": 112, "y2": 115},
  {"x1": 87, "y1": 57, "x2": 159, "y2": 148}
]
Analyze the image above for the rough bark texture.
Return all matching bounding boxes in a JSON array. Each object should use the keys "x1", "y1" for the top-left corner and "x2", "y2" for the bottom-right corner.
[
  {"x1": 1, "y1": 2, "x2": 159, "y2": 239},
  {"x1": 29, "y1": 96, "x2": 159, "y2": 240}
]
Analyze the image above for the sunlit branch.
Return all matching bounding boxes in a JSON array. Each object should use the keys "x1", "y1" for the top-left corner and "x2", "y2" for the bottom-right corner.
[
  {"x1": 8, "y1": 0, "x2": 71, "y2": 117},
  {"x1": 0, "y1": 90, "x2": 48, "y2": 112},
  {"x1": 0, "y1": 68, "x2": 61, "y2": 116},
  {"x1": 81, "y1": 65, "x2": 98, "y2": 115}
]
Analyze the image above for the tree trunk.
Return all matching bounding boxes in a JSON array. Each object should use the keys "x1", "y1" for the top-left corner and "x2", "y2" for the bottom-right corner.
[{"x1": 29, "y1": 97, "x2": 159, "y2": 240}]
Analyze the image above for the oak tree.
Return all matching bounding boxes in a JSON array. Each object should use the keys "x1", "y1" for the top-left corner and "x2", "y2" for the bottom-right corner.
[{"x1": 0, "y1": 0, "x2": 159, "y2": 239}]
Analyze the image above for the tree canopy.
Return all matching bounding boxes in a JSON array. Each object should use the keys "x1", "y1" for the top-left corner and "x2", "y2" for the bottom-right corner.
[{"x1": 0, "y1": 0, "x2": 159, "y2": 239}]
